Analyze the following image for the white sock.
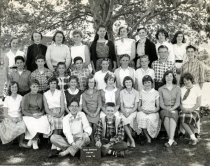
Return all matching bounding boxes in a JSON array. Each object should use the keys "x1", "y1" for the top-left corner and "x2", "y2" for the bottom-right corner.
[
  {"x1": 57, "y1": 147, "x2": 61, "y2": 151},
  {"x1": 168, "y1": 139, "x2": 174, "y2": 146},
  {"x1": 190, "y1": 134, "x2": 197, "y2": 141}
]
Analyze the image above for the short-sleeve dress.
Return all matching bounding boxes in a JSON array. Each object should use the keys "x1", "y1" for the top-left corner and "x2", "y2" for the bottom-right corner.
[
  {"x1": 136, "y1": 89, "x2": 161, "y2": 138},
  {"x1": 0, "y1": 95, "x2": 26, "y2": 144},
  {"x1": 120, "y1": 88, "x2": 139, "y2": 129},
  {"x1": 44, "y1": 89, "x2": 64, "y2": 131}
]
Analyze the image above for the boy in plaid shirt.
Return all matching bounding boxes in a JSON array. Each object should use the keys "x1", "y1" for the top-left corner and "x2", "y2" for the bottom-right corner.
[{"x1": 95, "y1": 102, "x2": 127, "y2": 157}]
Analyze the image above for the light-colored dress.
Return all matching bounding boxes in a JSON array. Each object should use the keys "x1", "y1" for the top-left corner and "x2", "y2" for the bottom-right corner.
[
  {"x1": 0, "y1": 95, "x2": 26, "y2": 144},
  {"x1": 137, "y1": 89, "x2": 161, "y2": 138},
  {"x1": 120, "y1": 88, "x2": 139, "y2": 129},
  {"x1": 44, "y1": 89, "x2": 64, "y2": 130},
  {"x1": 22, "y1": 93, "x2": 51, "y2": 140}
]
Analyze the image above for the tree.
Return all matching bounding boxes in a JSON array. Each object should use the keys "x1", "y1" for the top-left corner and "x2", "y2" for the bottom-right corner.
[{"x1": 1, "y1": 0, "x2": 209, "y2": 44}]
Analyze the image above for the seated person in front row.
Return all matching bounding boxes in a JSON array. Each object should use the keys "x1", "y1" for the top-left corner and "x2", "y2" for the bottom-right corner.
[
  {"x1": 95, "y1": 102, "x2": 127, "y2": 157},
  {"x1": 50, "y1": 99, "x2": 92, "y2": 157}
]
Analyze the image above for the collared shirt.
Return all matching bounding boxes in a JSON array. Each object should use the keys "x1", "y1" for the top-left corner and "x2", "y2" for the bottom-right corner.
[
  {"x1": 158, "y1": 85, "x2": 181, "y2": 108},
  {"x1": 120, "y1": 88, "x2": 139, "y2": 109},
  {"x1": 44, "y1": 89, "x2": 62, "y2": 109},
  {"x1": 156, "y1": 41, "x2": 175, "y2": 63},
  {"x1": 46, "y1": 44, "x2": 71, "y2": 66},
  {"x1": 10, "y1": 69, "x2": 31, "y2": 93},
  {"x1": 31, "y1": 68, "x2": 53, "y2": 92},
  {"x1": 135, "y1": 68, "x2": 155, "y2": 91},
  {"x1": 63, "y1": 112, "x2": 92, "y2": 144},
  {"x1": 152, "y1": 60, "x2": 176, "y2": 82},
  {"x1": 115, "y1": 38, "x2": 135, "y2": 57},
  {"x1": 181, "y1": 59, "x2": 205, "y2": 84},
  {"x1": 94, "y1": 117, "x2": 124, "y2": 143},
  {"x1": 71, "y1": 68, "x2": 90, "y2": 91}
]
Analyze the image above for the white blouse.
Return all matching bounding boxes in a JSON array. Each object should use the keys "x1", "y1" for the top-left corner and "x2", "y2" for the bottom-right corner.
[
  {"x1": 44, "y1": 89, "x2": 61, "y2": 109},
  {"x1": 6, "y1": 50, "x2": 25, "y2": 67},
  {"x1": 115, "y1": 38, "x2": 135, "y2": 57},
  {"x1": 70, "y1": 44, "x2": 88, "y2": 63}
]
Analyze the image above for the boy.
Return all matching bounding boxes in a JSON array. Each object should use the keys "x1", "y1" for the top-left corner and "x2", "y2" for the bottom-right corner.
[
  {"x1": 95, "y1": 102, "x2": 127, "y2": 157},
  {"x1": 50, "y1": 99, "x2": 92, "y2": 157},
  {"x1": 31, "y1": 55, "x2": 53, "y2": 93},
  {"x1": 9, "y1": 56, "x2": 31, "y2": 96}
]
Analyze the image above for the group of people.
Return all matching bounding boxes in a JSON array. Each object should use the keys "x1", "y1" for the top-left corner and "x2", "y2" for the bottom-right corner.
[{"x1": 0, "y1": 25, "x2": 207, "y2": 158}]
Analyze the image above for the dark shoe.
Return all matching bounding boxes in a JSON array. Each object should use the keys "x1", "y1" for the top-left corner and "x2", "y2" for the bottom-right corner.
[
  {"x1": 48, "y1": 150, "x2": 59, "y2": 158},
  {"x1": 164, "y1": 142, "x2": 171, "y2": 148},
  {"x1": 172, "y1": 141, "x2": 177, "y2": 146},
  {"x1": 113, "y1": 151, "x2": 125, "y2": 158}
]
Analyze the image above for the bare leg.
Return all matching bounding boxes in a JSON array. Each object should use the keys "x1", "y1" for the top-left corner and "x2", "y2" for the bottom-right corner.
[
  {"x1": 124, "y1": 125, "x2": 135, "y2": 147},
  {"x1": 163, "y1": 117, "x2": 170, "y2": 138},
  {"x1": 143, "y1": 129, "x2": 151, "y2": 143},
  {"x1": 169, "y1": 118, "x2": 177, "y2": 141}
]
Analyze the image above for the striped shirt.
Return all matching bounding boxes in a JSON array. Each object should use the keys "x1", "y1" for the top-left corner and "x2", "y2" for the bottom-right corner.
[
  {"x1": 152, "y1": 60, "x2": 176, "y2": 82},
  {"x1": 181, "y1": 59, "x2": 205, "y2": 84}
]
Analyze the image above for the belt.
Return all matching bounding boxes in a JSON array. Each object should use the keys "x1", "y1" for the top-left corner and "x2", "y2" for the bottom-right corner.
[{"x1": 175, "y1": 60, "x2": 183, "y2": 63}]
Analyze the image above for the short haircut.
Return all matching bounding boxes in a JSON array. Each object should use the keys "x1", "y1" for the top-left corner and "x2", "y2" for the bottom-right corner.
[
  {"x1": 86, "y1": 74, "x2": 96, "y2": 89},
  {"x1": 73, "y1": 56, "x2": 83, "y2": 64},
  {"x1": 15, "y1": 56, "x2": 25, "y2": 63},
  {"x1": 52, "y1": 30, "x2": 66, "y2": 43},
  {"x1": 68, "y1": 98, "x2": 79, "y2": 107},
  {"x1": 158, "y1": 45, "x2": 168, "y2": 52},
  {"x1": 123, "y1": 76, "x2": 134, "y2": 89},
  {"x1": 162, "y1": 70, "x2": 177, "y2": 85},
  {"x1": 30, "y1": 79, "x2": 40, "y2": 86},
  {"x1": 180, "y1": 72, "x2": 195, "y2": 86},
  {"x1": 186, "y1": 45, "x2": 197, "y2": 52},
  {"x1": 104, "y1": 72, "x2": 116, "y2": 83},
  {"x1": 101, "y1": 58, "x2": 110, "y2": 64},
  {"x1": 137, "y1": 27, "x2": 147, "y2": 33},
  {"x1": 35, "y1": 54, "x2": 45, "y2": 61},
  {"x1": 118, "y1": 26, "x2": 129, "y2": 36},
  {"x1": 31, "y1": 31, "x2": 43, "y2": 41},
  {"x1": 48, "y1": 77, "x2": 58, "y2": 85},
  {"x1": 69, "y1": 75, "x2": 79, "y2": 85},
  {"x1": 57, "y1": 62, "x2": 66, "y2": 68},
  {"x1": 119, "y1": 54, "x2": 130, "y2": 60},
  {"x1": 171, "y1": 31, "x2": 186, "y2": 44},
  {"x1": 8, "y1": 81, "x2": 19, "y2": 96},
  {"x1": 155, "y1": 28, "x2": 169, "y2": 40},
  {"x1": 72, "y1": 30, "x2": 82, "y2": 37},
  {"x1": 105, "y1": 102, "x2": 115, "y2": 108},
  {"x1": 142, "y1": 75, "x2": 153, "y2": 85},
  {"x1": 140, "y1": 55, "x2": 149, "y2": 61}
]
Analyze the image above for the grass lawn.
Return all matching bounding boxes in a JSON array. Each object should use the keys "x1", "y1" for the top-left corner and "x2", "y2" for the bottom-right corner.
[{"x1": 0, "y1": 116, "x2": 210, "y2": 166}]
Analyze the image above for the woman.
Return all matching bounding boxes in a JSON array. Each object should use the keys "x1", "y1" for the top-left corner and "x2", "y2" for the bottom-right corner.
[
  {"x1": 158, "y1": 70, "x2": 181, "y2": 147},
  {"x1": 115, "y1": 27, "x2": 135, "y2": 67},
  {"x1": 114, "y1": 54, "x2": 135, "y2": 89},
  {"x1": 46, "y1": 31, "x2": 71, "y2": 71},
  {"x1": 90, "y1": 25, "x2": 116, "y2": 72},
  {"x1": 179, "y1": 73, "x2": 201, "y2": 145},
  {"x1": 155, "y1": 28, "x2": 174, "y2": 63},
  {"x1": 136, "y1": 27, "x2": 157, "y2": 68},
  {"x1": 171, "y1": 31, "x2": 188, "y2": 73},
  {"x1": 82, "y1": 76, "x2": 102, "y2": 140},
  {"x1": 70, "y1": 30, "x2": 91, "y2": 70},
  {"x1": 120, "y1": 76, "x2": 139, "y2": 147},
  {"x1": 64, "y1": 75, "x2": 83, "y2": 112},
  {"x1": 25, "y1": 31, "x2": 47, "y2": 72},
  {"x1": 0, "y1": 82, "x2": 27, "y2": 147},
  {"x1": 22, "y1": 80, "x2": 51, "y2": 150},
  {"x1": 137, "y1": 75, "x2": 161, "y2": 143},
  {"x1": 94, "y1": 58, "x2": 112, "y2": 90},
  {"x1": 100, "y1": 72, "x2": 120, "y2": 117},
  {"x1": 55, "y1": 62, "x2": 70, "y2": 90},
  {"x1": 3, "y1": 38, "x2": 25, "y2": 98},
  {"x1": 71, "y1": 56, "x2": 91, "y2": 91}
]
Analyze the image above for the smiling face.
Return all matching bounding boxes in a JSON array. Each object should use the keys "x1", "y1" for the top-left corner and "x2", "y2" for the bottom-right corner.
[
  {"x1": 55, "y1": 33, "x2": 64, "y2": 44},
  {"x1": 105, "y1": 106, "x2": 115, "y2": 119},
  {"x1": 125, "y1": 79, "x2": 133, "y2": 89},
  {"x1": 158, "y1": 32, "x2": 166, "y2": 42},
  {"x1": 49, "y1": 81, "x2": 57, "y2": 91},
  {"x1": 165, "y1": 73, "x2": 173, "y2": 84},
  {"x1": 11, "y1": 39, "x2": 19, "y2": 49},
  {"x1": 30, "y1": 83, "x2": 39, "y2": 94},
  {"x1": 119, "y1": 27, "x2": 128, "y2": 38},
  {"x1": 57, "y1": 64, "x2": 66, "y2": 75},
  {"x1": 140, "y1": 57, "x2": 149, "y2": 68},
  {"x1": 88, "y1": 78, "x2": 95, "y2": 89},
  {"x1": 68, "y1": 101, "x2": 79, "y2": 116},
  {"x1": 73, "y1": 34, "x2": 82, "y2": 44},
  {"x1": 75, "y1": 59, "x2": 83, "y2": 70},
  {"x1": 186, "y1": 48, "x2": 195, "y2": 61},
  {"x1": 36, "y1": 59, "x2": 45, "y2": 68},
  {"x1": 97, "y1": 27, "x2": 107, "y2": 39},
  {"x1": 138, "y1": 29, "x2": 147, "y2": 40},
  {"x1": 33, "y1": 32, "x2": 42, "y2": 44},
  {"x1": 107, "y1": 77, "x2": 115, "y2": 87},
  {"x1": 120, "y1": 56, "x2": 130, "y2": 67},
  {"x1": 176, "y1": 33, "x2": 183, "y2": 43},
  {"x1": 101, "y1": 60, "x2": 109, "y2": 71},
  {"x1": 16, "y1": 59, "x2": 24, "y2": 70},
  {"x1": 143, "y1": 80, "x2": 152, "y2": 90},
  {"x1": 69, "y1": 79, "x2": 77, "y2": 89},
  {"x1": 158, "y1": 47, "x2": 168, "y2": 61},
  {"x1": 10, "y1": 83, "x2": 18, "y2": 95},
  {"x1": 183, "y1": 78, "x2": 193, "y2": 88}
]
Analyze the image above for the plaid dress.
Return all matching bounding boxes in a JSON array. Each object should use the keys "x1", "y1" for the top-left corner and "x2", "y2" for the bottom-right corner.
[{"x1": 0, "y1": 95, "x2": 26, "y2": 144}]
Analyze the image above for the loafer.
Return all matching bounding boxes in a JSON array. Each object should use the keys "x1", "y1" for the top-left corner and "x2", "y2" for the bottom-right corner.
[{"x1": 48, "y1": 150, "x2": 59, "y2": 158}]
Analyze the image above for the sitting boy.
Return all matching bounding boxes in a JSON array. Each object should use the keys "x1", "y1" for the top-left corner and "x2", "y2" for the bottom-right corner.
[
  {"x1": 95, "y1": 102, "x2": 127, "y2": 157},
  {"x1": 50, "y1": 99, "x2": 92, "y2": 157}
]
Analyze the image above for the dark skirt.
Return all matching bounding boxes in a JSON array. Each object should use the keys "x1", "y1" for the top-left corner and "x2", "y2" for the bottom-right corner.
[{"x1": 160, "y1": 109, "x2": 179, "y2": 122}]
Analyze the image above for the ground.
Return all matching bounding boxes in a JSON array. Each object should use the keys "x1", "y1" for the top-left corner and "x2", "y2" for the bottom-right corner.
[{"x1": 0, "y1": 113, "x2": 210, "y2": 166}]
